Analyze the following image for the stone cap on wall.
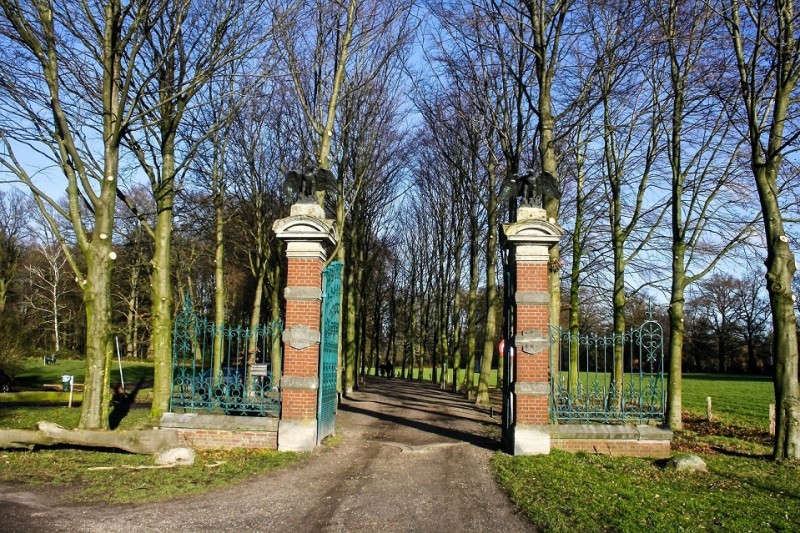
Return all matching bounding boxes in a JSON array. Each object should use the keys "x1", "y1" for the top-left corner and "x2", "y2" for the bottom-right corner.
[
  {"x1": 550, "y1": 424, "x2": 673, "y2": 442},
  {"x1": 272, "y1": 214, "x2": 336, "y2": 244},
  {"x1": 161, "y1": 413, "x2": 277, "y2": 431}
]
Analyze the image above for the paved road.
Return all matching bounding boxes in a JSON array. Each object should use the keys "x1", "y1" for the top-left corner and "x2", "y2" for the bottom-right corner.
[{"x1": 2, "y1": 377, "x2": 532, "y2": 532}]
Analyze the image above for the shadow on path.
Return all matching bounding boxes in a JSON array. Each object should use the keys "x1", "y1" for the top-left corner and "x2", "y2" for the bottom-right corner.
[{"x1": 339, "y1": 376, "x2": 501, "y2": 451}]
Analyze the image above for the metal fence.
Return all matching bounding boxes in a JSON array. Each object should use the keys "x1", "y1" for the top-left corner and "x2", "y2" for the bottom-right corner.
[
  {"x1": 550, "y1": 305, "x2": 666, "y2": 424},
  {"x1": 170, "y1": 298, "x2": 282, "y2": 417}
]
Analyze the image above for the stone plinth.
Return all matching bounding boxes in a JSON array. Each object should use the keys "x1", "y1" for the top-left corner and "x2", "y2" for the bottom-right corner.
[
  {"x1": 502, "y1": 206, "x2": 562, "y2": 455},
  {"x1": 273, "y1": 202, "x2": 336, "y2": 451}
]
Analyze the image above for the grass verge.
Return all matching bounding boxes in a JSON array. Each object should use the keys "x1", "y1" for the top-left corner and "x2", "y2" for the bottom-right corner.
[
  {"x1": 0, "y1": 447, "x2": 303, "y2": 504},
  {"x1": 0, "y1": 405, "x2": 303, "y2": 504},
  {"x1": 493, "y1": 374, "x2": 798, "y2": 532},
  {"x1": 493, "y1": 449, "x2": 799, "y2": 533}
]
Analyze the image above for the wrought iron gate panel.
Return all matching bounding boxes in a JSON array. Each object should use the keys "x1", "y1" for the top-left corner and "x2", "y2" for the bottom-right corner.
[
  {"x1": 550, "y1": 302, "x2": 666, "y2": 424},
  {"x1": 170, "y1": 297, "x2": 282, "y2": 417},
  {"x1": 318, "y1": 261, "x2": 342, "y2": 443}
]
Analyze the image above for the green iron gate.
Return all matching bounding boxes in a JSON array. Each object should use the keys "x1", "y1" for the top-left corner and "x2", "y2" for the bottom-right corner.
[
  {"x1": 550, "y1": 301, "x2": 666, "y2": 424},
  {"x1": 170, "y1": 297, "x2": 282, "y2": 417},
  {"x1": 318, "y1": 260, "x2": 342, "y2": 444}
]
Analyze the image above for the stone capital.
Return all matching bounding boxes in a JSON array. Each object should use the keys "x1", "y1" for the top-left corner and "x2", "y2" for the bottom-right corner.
[
  {"x1": 273, "y1": 206, "x2": 336, "y2": 260},
  {"x1": 502, "y1": 217, "x2": 562, "y2": 251}
]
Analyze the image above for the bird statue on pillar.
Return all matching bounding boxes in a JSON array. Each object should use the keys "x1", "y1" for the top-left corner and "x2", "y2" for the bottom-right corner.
[
  {"x1": 504, "y1": 170, "x2": 561, "y2": 208},
  {"x1": 284, "y1": 164, "x2": 336, "y2": 205}
]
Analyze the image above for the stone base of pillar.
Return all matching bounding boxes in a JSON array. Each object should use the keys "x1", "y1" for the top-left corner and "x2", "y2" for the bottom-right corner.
[
  {"x1": 512, "y1": 424, "x2": 551, "y2": 455},
  {"x1": 277, "y1": 419, "x2": 317, "y2": 451}
]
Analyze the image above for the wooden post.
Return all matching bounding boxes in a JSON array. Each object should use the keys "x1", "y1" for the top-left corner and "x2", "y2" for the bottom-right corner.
[
  {"x1": 706, "y1": 397, "x2": 712, "y2": 422},
  {"x1": 770, "y1": 404, "x2": 776, "y2": 436}
]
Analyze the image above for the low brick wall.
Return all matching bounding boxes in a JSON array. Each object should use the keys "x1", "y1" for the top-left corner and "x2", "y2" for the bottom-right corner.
[
  {"x1": 550, "y1": 424, "x2": 672, "y2": 458},
  {"x1": 160, "y1": 413, "x2": 278, "y2": 451}
]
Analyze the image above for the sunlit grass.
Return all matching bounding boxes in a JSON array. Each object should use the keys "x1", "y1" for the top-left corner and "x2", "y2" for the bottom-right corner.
[
  {"x1": 682, "y1": 374, "x2": 773, "y2": 430},
  {"x1": 0, "y1": 404, "x2": 301, "y2": 504},
  {"x1": 493, "y1": 450, "x2": 799, "y2": 533},
  {"x1": 0, "y1": 447, "x2": 304, "y2": 504},
  {"x1": 493, "y1": 374, "x2": 794, "y2": 533}
]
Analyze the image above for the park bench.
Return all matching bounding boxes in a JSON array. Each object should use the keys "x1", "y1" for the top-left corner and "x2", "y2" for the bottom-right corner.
[{"x1": 43, "y1": 354, "x2": 57, "y2": 366}]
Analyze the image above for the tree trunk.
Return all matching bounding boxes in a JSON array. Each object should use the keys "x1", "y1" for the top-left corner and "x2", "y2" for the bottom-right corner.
[
  {"x1": 477, "y1": 161, "x2": 499, "y2": 405},
  {"x1": 464, "y1": 215, "x2": 480, "y2": 395},
  {"x1": 269, "y1": 254, "x2": 283, "y2": 389},
  {"x1": 150, "y1": 188, "x2": 174, "y2": 420},
  {"x1": 247, "y1": 267, "x2": 266, "y2": 383},
  {"x1": 0, "y1": 422, "x2": 179, "y2": 455},
  {"x1": 149, "y1": 159, "x2": 175, "y2": 419},
  {"x1": 343, "y1": 241, "x2": 358, "y2": 395},
  {"x1": 451, "y1": 222, "x2": 464, "y2": 393},
  {"x1": 212, "y1": 180, "x2": 226, "y2": 380},
  {"x1": 79, "y1": 221, "x2": 115, "y2": 430},
  {"x1": 757, "y1": 163, "x2": 799, "y2": 460},
  {"x1": 667, "y1": 268, "x2": 686, "y2": 431},
  {"x1": 567, "y1": 139, "x2": 586, "y2": 395}
]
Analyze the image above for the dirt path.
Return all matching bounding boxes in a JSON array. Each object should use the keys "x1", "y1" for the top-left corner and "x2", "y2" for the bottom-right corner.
[{"x1": 2, "y1": 377, "x2": 532, "y2": 532}]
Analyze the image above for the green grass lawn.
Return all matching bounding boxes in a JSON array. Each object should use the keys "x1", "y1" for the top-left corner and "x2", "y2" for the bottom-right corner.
[
  {"x1": 13, "y1": 358, "x2": 154, "y2": 390},
  {"x1": 2, "y1": 364, "x2": 795, "y2": 525},
  {"x1": 0, "y1": 446, "x2": 303, "y2": 504},
  {"x1": 492, "y1": 373, "x2": 798, "y2": 533},
  {"x1": 3, "y1": 358, "x2": 155, "y2": 405},
  {"x1": 493, "y1": 450, "x2": 799, "y2": 533},
  {"x1": 682, "y1": 373, "x2": 774, "y2": 430}
]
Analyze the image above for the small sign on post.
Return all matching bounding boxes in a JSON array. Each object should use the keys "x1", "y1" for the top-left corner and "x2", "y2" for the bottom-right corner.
[{"x1": 62, "y1": 375, "x2": 74, "y2": 408}]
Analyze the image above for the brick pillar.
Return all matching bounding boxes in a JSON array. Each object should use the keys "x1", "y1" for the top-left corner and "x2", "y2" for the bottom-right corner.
[
  {"x1": 502, "y1": 206, "x2": 562, "y2": 455},
  {"x1": 273, "y1": 202, "x2": 336, "y2": 451}
]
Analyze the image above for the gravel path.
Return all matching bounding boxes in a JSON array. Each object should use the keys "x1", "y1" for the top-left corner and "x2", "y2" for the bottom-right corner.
[{"x1": 2, "y1": 377, "x2": 532, "y2": 532}]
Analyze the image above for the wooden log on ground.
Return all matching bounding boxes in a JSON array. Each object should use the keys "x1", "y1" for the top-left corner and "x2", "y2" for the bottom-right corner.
[{"x1": 0, "y1": 422, "x2": 179, "y2": 454}]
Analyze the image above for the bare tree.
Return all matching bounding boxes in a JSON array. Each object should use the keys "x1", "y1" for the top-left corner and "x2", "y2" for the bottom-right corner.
[
  {"x1": 734, "y1": 266, "x2": 772, "y2": 374},
  {"x1": 0, "y1": 188, "x2": 30, "y2": 314},
  {"x1": 643, "y1": 0, "x2": 757, "y2": 430},
  {"x1": 0, "y1": 0, "x2": 166, "y2": 429},
  {"x1": 585, "y1": 0, "x2": 667, "y2": 397},
  {"x1": 25, "y1": 213, "x2": 71, "y2": 351},
  {"x1": 117, "y1": 0, "x2": 273, "y2": 418},
  {"x1": 227, "y1": 82, "x2": 296, "y2": 387},
  {"x1": 718, "y1": 0, "x2": 800, "y2": 460},
  {"x1": 276, "y1": 0, "x2": 415, "y2": 394}
]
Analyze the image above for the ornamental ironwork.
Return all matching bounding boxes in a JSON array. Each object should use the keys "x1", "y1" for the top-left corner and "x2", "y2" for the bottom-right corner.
[
  {"x1": 170, "y1": 297, "x2": 282, "y2": 417},
  {"x1": 550, "y1": 302, "x2": 666, "y2": 424},
  {"x1": 318, "y1": 261, "x2": 342, "y2": 443}
]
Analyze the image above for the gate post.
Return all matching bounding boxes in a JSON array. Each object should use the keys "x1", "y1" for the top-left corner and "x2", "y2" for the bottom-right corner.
[
  {"x1": 501, "y1": 206, "x2": 562, "y2": 455},
  {"x1": 273, "y1": 202, "x2": 336, "y2": 451}
]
